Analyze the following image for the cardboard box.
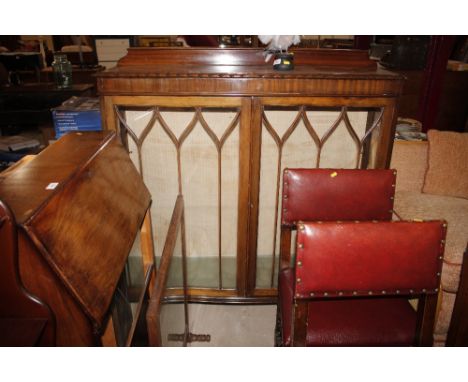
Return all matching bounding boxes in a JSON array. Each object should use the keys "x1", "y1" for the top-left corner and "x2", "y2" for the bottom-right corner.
[{"x1": 52, "y1": 97, "x2": 102, "y2": 138}]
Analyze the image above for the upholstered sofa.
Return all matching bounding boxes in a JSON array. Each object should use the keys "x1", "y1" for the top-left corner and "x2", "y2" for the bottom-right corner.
[{"x1": 390, "y1": 130, "x2": 468, "y2": 345}]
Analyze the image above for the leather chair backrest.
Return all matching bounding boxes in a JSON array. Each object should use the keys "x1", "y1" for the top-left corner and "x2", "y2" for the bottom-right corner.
[
  {"x1": 294, "y1": 220, "x2": 446, "y2": 298},
  {"x1": 281, "y1": 169, "x2": 396, "y2": 226}
]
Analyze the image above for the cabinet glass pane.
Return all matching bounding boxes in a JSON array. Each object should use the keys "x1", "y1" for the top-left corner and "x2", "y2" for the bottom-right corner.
[
  {"x1": 256, "y1": 106, "x2": 383, "y2": 289},
  {"x1": 110, "y1": 231, "x2": 146, "y2": 346},
  {"x1": 118, "y1": 106, "x2": 240, "y2": 290}
]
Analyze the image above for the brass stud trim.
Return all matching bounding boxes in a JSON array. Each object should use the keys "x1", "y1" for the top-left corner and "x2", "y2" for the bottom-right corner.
[
  {"x1": 323, "y1": 292, "x2": 328, "y2": 296},
  {"x1": 338, "y1": 292, "x2": 343, "y2": 296},
  {"x1": 392, "y1": 184, "x2": 396, "y2": 187},
  {"x1": 442, "y1": 223, "x2": 447, "y2": 228},
  {"x1": 368, "y1": 291, "x2": 373, "y2": 295},
  {"x1": 298, "y1": 243, "x2": 304, "y2": 249},
  {"x1": 352, "y1": 291, "x2": 357, "y2": 295},
  {"x1": 298, "y1": 224, "x2": 305, "y2": 231},
  {"x1": 435, "y1": 288, "x2": 439, "y2": 292},
  {"x1": 390, "y1": 196, "x2": 394, "y2": 200},
  {"x1": 437, "y1": 272, "x2": 441, "y2": 276},
  {"x1": 441, "y1": 240, "x2": 446, "y2": 244},
  {"x1": 382, "y1": 290, "x2": 386, "y2": 295},
  {"x1": 410, "y1": 289, "x2": 414, "y2": 293},
  {"x1": 310, "y1": 292, "x2": 314, "y2": 297},
  {"x1": 396, "y1": 290, "x2": 400, "y2": 294},
  {"x1": 296, "y1": 278, "x2": 301, "y2": 283},
  {"x1": 422, "y1": 289, "x2": 426, "y2": 293},
  {"x1": 439, "y1": 256, "x2": 443, "y2": 260},
  {"x1": 297, "y1": 261, "x2": 302, "y2": 267}
]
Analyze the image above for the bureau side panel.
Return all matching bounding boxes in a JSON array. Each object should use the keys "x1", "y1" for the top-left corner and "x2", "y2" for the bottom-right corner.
[{"x1": 18, "y1": 231, "x2": 95, "y2": 346}]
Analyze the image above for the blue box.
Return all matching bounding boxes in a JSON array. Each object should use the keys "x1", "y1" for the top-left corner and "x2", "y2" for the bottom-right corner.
[{"x1": 52, "y1": 97, "x2": 102, "y2": 139}]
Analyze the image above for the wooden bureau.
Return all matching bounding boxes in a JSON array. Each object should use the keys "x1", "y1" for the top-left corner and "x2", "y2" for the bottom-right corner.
[{"x1": 0, "y1": 131, "x2": 153, "y2": 346}]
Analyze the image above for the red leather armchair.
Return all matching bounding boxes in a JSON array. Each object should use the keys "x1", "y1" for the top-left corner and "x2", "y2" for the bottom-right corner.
[
  {"x1": 282, "y1": 221, "x2": 446, "y2": 346},
  {"x1": 277, "y1": 169, "x2": 447, "y2": 346}
]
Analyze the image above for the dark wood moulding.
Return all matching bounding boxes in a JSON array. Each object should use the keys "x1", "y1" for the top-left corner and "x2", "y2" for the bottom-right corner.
[{"x1": 96, "y1": 48, "x2": 404, "y2": 98}]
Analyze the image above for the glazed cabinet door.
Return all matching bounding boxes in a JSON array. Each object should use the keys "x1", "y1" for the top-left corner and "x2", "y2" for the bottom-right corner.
[
  {"x1": 248, "y1": 96, "x2": 398, "y2": 296},
  {"x1": 102, "y1": 94, "x2": 398, "y2": 301},
  {"x1": 105, "y1": 96, "x2": 252, "y2": 300}
]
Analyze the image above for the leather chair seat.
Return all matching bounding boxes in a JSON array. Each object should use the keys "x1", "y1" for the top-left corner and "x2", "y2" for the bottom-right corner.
[{"x1": 279, "y1": 268, "x2": 417, "y2": 346}]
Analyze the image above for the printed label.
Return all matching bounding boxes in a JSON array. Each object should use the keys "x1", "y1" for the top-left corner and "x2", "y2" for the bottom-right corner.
[{"x1": 46, "y1": 182, "x2": 59, "y2": 190}]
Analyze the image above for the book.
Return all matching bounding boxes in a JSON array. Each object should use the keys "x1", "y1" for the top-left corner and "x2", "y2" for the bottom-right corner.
[{"x1": 0, "y1": 135, "x2": 40, "y2": 152}]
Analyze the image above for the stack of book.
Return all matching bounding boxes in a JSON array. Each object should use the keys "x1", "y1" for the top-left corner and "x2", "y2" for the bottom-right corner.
[{"x1": 0, "y1": 135, "x2": 40, "y2": 152}]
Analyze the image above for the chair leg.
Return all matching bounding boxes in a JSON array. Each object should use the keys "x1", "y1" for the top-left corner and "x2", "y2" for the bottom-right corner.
[
  {"x1": 274, "y1": 306, "x2": 283, "y2": 347},
  {"x1": 415, "y1": 294, "x2": 438, "y2": 346},
  {"x1": 292, "y1": 301, "x2": 308, "y2": 346}
]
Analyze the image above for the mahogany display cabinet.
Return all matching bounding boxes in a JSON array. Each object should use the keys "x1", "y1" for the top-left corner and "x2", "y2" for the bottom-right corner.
[
  {"x1": 96, "y1": 47, "x2": 404, "y2": 303},
  {"x1": 0, "y1": 131, "x2": 154, "y2": 346}
]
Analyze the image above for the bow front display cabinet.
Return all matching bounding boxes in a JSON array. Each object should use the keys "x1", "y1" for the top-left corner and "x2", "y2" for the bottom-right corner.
[{"x1": 97, "y1": 48, "x2": 404, "y2": 303}]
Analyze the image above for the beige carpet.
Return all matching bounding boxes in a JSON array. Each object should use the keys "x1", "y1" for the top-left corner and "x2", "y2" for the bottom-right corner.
[{"x1": 159, "y1": 304, "x2": 277, "y2": 347}]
